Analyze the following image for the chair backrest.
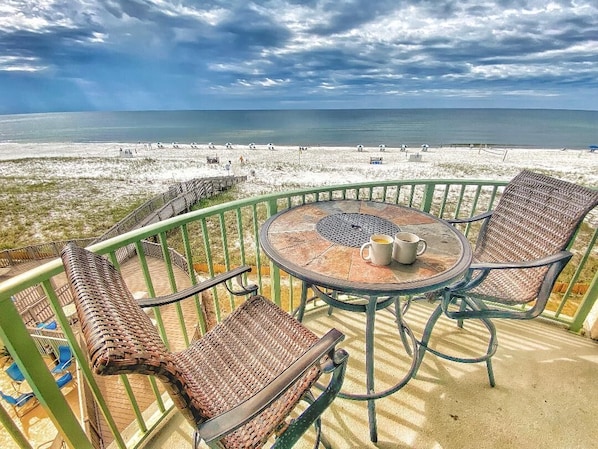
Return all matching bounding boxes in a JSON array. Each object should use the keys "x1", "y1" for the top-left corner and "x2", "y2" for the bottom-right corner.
[
  {"x1": 60, "y1": 244, "x2": 179, "y2": 383},
  {"x1": 6, "y1": 362, "x2": 25, "y2": 383},
  {"x1": 473, "y1": 170, "x2": 598, "y2": 303},
  {"x1": 56, "y1": 345, "x2": 72, "y2": 363}
]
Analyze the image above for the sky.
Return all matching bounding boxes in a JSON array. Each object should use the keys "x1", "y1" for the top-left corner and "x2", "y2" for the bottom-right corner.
[{"x1": 0, "y1": 0, "x2": 597, "y2": 114}]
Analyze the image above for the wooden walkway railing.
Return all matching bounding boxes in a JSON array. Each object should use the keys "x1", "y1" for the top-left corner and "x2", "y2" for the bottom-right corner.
[{"x1": 0, "y1": 176, "x2": 246, "y2": 269}]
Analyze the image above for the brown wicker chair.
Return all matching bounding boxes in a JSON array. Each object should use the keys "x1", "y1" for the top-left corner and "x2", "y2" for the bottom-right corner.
[
  {"x1": 417, "y1": 170, "x2": 598, "y2": 386},
  {"x1": 61, "y1": 243, "x2": 348, "y2": 448}
]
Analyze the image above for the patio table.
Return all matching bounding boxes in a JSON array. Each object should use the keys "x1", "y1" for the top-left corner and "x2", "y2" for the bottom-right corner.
[{"x1": 259, "y1": 200, "x2": 472, "y2": 442}]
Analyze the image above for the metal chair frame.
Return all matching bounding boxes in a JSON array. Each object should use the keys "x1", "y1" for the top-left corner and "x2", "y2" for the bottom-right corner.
[{"x1": 416, "y1": 170, "x2": 598, "y2": 386}]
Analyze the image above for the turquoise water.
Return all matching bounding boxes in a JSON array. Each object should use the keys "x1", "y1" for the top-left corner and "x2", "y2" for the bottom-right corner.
[{"x1": 0, "y1": 109, "x2": 596, "y2": 148}]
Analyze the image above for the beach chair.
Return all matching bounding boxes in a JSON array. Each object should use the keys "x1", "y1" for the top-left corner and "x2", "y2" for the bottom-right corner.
[
  {"x1": 37, "y1": 320, "x2": 58, "y2": 330},
  {"x1": 51, "y1": 345, "x2": 73, "y2": 374},
  {"x1": 61, "y1": 243, "x2": 348, "y2": 449},
  {"x1": 0, "y1": 390, "x2": 38, "y2": 418},
  {"x1": 418, "y1": 170, "x2": 598, "y2": 386},
  {"x1": 55, "y1": 371, "x2": 74, "y2": 389},
  {"x1": 5, "y1": 362, "x2": 25, "y2": 390}
]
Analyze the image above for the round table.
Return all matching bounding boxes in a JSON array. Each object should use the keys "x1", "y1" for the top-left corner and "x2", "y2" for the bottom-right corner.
[{"x1": 260, "y1": 200, "x2": 472, "y2": 442}]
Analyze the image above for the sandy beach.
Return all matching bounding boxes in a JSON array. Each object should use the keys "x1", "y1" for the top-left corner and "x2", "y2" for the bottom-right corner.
[
  {"x1": 0, "y1": 142, "x2": 597, "y2": 245},
  {"x1": 1, "y1": 142, "x2": 596, "y2": 191}
]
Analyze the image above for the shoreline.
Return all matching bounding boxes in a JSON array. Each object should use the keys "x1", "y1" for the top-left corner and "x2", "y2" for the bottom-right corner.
[{"x1": 1, "y1": 140, "x2": 590, "y2": 150}]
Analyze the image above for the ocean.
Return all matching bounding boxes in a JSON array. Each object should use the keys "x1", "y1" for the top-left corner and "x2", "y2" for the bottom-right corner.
[{"x1": 0, "y1": 109, "x2": 596, "y2": 149}]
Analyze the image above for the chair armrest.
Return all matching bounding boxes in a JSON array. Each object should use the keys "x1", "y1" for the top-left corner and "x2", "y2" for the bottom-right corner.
[
  {"x1": 447, "y1": 210, "x2": 493, "y2": 224},
  {"x1": 136, "y1": 265, "x2": 258, "y2": 308},
  {"x1": 444, "y1": 250, "x2": 573, "y2": 320},
  {"x1": 16, "y1": 392, "x2": 35, "y2": 407},
  {"x1": 469, "y1": 250, "x2": 573, "y2": 271},
  {"x1": 199, "y1": 328, "x2": 348, "y2": 445},
  {"x1": 51, "y1": 359, "x2": 73, "y2": 373},
  {"x1": 445, "y1": 251, "x2": 573, "y2": 295}
]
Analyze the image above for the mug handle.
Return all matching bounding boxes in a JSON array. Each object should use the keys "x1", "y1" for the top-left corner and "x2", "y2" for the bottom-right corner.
[
  {"x1": 417, "y1": 239, "x2": 427, "y2": 255},
  {"x1": 360, "y1": 242, "x2": 372, "y2": 261}
]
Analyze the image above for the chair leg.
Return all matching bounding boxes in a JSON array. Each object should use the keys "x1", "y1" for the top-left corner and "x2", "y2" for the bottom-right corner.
[
  {"x1": 301, "y1": 392, "x2": 327, "y2": 449},
  {"x1": 486, "y1": 358, "x2": 496, "y2": 388},
  {"x1": 271, "y1": 349, "x2": 348, "y2": 449},
  {"x1": 417, "y1": 300, "x2": 499, "y2": 387},
  {"x1": 457, "y1": 296, "x2": 466, "y2": 328},
  {"x1": 194, "y1": 430, "x2": 200, "y2": 449}
]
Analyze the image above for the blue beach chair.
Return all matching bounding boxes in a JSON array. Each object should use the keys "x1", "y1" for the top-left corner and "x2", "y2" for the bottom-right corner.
[
  {"x1": 55, "y1": 371, "x2": 74, "y2": 389},
  {"x1": 36, "y1": 320, "x2": 58, "y2": 330},
  {"x1": 0, "y1": 390, "x2": 38, "y2": 417},
  {"x1": 5, "y1": 362, "x2": 25, "y2": 390},
  {"x1": 51, "y1": 345, "x2": 73, "y2": 374}
]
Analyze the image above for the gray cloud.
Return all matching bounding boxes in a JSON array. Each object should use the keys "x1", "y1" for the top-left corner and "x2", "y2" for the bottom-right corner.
[{"x1": 0, "y1": 0, "x2": 596, "y2": 113}]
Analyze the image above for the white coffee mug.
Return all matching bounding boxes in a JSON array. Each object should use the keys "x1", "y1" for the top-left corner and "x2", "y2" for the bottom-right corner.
[
  {"x1": 393, "y1": 231, "x2": 427, "y2": 264},
  {"x1": 360, "y1": 234, "x2": 394, "y2": 266}
]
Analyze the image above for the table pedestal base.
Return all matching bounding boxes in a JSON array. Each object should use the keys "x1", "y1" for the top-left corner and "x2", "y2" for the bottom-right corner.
[{"x1": 300, "y1": 283, "x2": 419, "y2": 443}]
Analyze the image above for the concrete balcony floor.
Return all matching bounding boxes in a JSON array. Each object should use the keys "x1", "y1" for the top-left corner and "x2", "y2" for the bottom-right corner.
[{"x1": 148, "y1": 299, "x2": 598, "y2": 449}]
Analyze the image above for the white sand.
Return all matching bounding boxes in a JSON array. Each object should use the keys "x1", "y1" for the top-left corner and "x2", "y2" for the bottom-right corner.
[
  {"x1": 0, "y1": 142, "x2": 596, "y2": 243},
  {"x1": 1, "y1": 142, "x2": 596, "y2": 196}
]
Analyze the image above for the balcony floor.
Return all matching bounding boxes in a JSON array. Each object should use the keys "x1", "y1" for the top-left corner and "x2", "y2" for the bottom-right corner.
[{"x1": 147, "y1": 298, "x2": 598, "y2": 449}]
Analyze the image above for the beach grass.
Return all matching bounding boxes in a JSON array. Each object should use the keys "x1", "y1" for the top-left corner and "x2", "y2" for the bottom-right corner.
[{"x1": 0, "y1": 176, "x2": 152, "y2": 250}]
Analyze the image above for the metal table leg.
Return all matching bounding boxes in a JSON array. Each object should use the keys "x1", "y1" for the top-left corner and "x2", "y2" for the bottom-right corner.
[
  {"x1": 296, "y1": 281, "x2": 308, "y2": 322},
  {"x1": 308, "y1": 285, "x2": 420, "y2": 443},
  {"x1": 365, "y1": 295, "x2": 378, "y2": 442}
]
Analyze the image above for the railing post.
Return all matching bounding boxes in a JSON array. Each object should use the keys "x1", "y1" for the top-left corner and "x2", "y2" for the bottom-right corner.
[
  {"x1": 421, "y1": 182, "x2": 435, "y2": 213},
  {"x1": 0, "y1": 403, "x2": 32, "y2": 449},
  {"x1": 569, "y1": 270, "x2": 598, "y2": 333},
  {"x1": 266, "y1": 198, "x2": 282, "y2": 305},
  {"x1": 0, "y1": 296, "x2": 93, "y2": 449}
]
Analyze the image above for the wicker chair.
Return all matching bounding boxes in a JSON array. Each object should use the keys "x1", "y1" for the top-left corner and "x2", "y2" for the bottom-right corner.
[
  {"x1": 418, "y1": 170, "x2": 598, "y2": 386},
  {"x1": 61, "y1": 243, "x2": 348, "y2": 449}
]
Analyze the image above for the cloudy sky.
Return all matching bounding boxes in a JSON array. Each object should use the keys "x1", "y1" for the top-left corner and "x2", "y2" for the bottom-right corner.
[{"x1": 1, "y1": 0, "x2": 597, "y2": 114}]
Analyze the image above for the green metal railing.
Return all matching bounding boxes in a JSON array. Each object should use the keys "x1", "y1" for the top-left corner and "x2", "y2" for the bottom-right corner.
[{"x1": 0, "y1": 178, "x2": 596, "y2": 449}]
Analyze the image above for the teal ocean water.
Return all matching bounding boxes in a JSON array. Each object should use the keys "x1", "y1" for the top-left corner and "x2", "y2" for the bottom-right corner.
[{"x1": 0, "y1": 109, "x2": 596, "y2": 148}]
